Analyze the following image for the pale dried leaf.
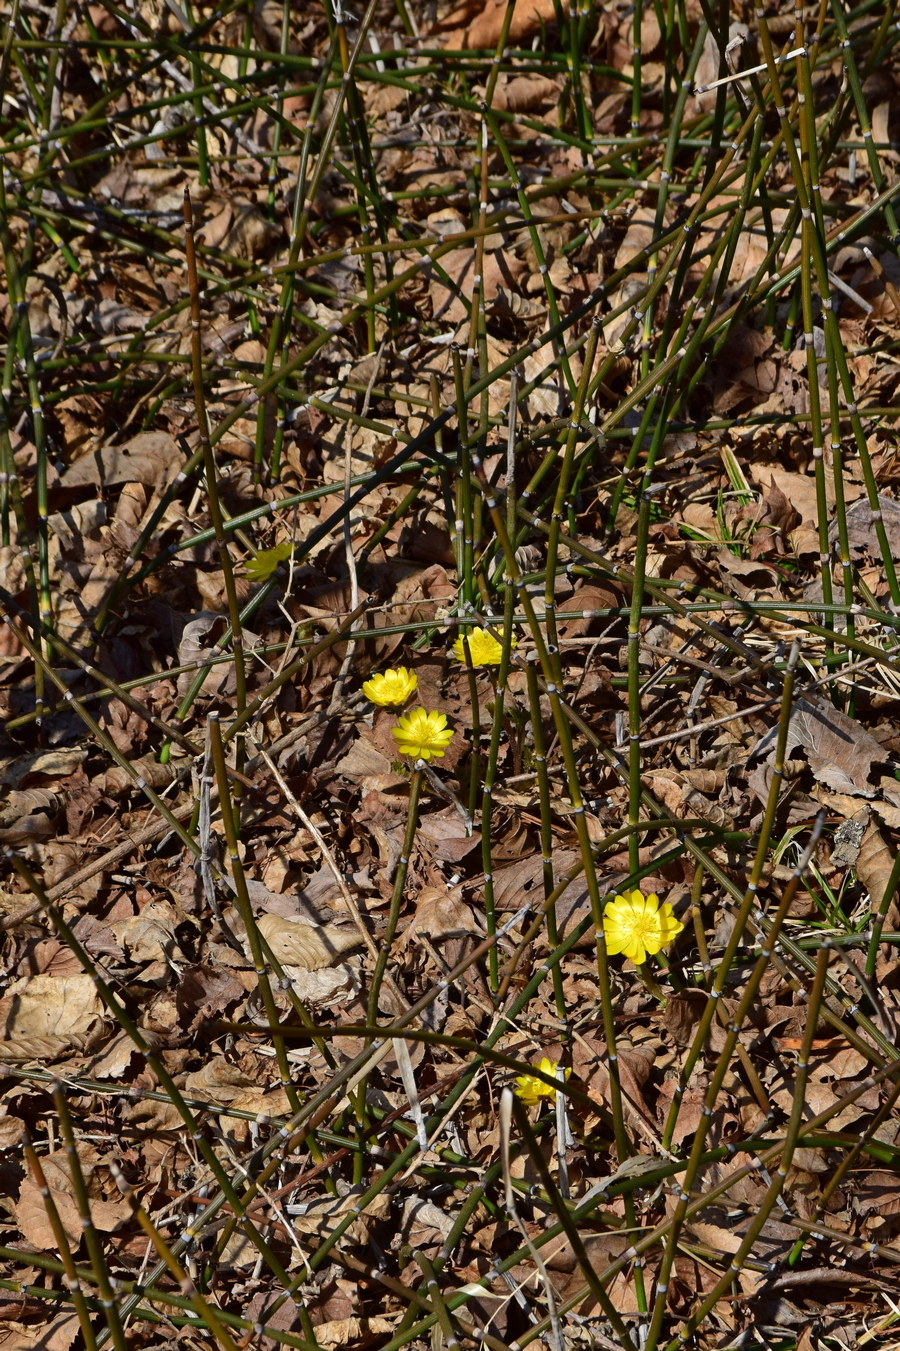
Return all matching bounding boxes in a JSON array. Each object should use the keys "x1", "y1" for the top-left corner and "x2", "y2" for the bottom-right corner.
[
  {"x1": 874, "y1": 777, "x2": 900, "y2": 828},
  {"x1": 87, "y1": 1030, "x2": 146, "y2": 1081},
  {"x1": 46, "y1": 501, "x2": 105, "y2": 561},
  {"x1": 402, "y1": 886, "x2": 478, "y2": 944},
  {"x1": 334, "y1": 739, "x2": 404, "y2": 792},
  {"x1": 571, "y1": 1033, "x2": 657, "y2": 1127},
  {"x1": 750, "y1": 696, "x2": 890, "y2": 802},
  {"x1": 836, "y1": 493, "x2": 900, "y2": 559},
  {"x1": 0, "y1": 973, "x2": 104, "y2": 1042},
  {"x1": 522, "y1": 341, "x2": 572, "y2": 419},
  {"x1": 613, "y1": 210, "x2": 656, "y2": 274},
  {"x1": 184, "y1": 1056, "x2": 258, "y2": 1104},
  {"x1": 108, "y1": 480, "x2": 148, "y2": 551},
  {"x1": 0, "y1": 1310, "x2": 80, "y2": 1351},
  {"x1": 183, "y1": 1057, "x2": 291, "y2": 1130},
  {"x1": 311, "y1": 1317, "x2": 396, "y2": 1348},
  {"x1": 397, "y1": 1195, "x2": 455, "y2": 1248},
  {"x1": 288, "y1": 1186, "x2": 390, "y2": 1245},
  {"x1": 417, "y1": 811, "x2": 481, "y2": 861},
  {"x1": 442, "y1": 0, "x2": 557, "y2": 47},
  {"x1": 255, "y1": 912, "x2": 361, "y2": 970},
  {"x1": 175, "y1": 613, "x2": 262, "y2": 697},
  {"x1": 855, "y1": 819, "x2": 896, "y2": 916},
  {"x1": 111, "y1": 900, "x2": 186, "y2": 965},
  {"x1": 22, "y1": 938, "x2": 83, "y2": 978},
  {"x1": 287, "y1": 961, "x2": 362, "y2": 1006},
  {"x1": 0, "y1": 1109, "x2": 26, "y2": 1149},
  {"x1": 103, "y1": 753, "x2": 181, "y2": 794},
  {"x1": 15, "y1": 1146, "x2": 128, "y2": 1248},
  {"x1": 59, "y1": 431, "x2": 182, "y2": 488},
  {"x1": 790, "y1": 699, "x2": 889, "y2": 794},
  {"x1": 0, "y1": 749, "x2": 87, "y2": 789},
  {"x1": 0, "y1": 544, "x2": 29, "y2": 597},
  {"x1": 854, "y1": 1168, "x2": 900, "y2": 1218},
  {"x1": 491, "y1": 74, "x2": 561, "y2": 113},
  {"x1": 36, "y1": 1311, "x2": 81, "y2": 1351},
  {"x1": 811, "y1": 1043, "x2": 870, "y2": 1081},
  {"x1": 0, "y1": 1034, "x2": 104, "y2": 1064},
  {"x1": 0, "y1": 788, "x2": 60, "y2": 844}
]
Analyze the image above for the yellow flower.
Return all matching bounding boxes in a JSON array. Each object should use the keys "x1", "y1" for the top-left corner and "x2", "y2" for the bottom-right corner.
[
  {"x1": 452, "y1": 626, "x2": 517, "y2": 667},
  {"x1": 515, "y1": 1057, "x2": 571, "y2": 1106},
  {"x1": 602, "y1": 890, "x2": 684, "y2": 965},
  {"x1": 362, "y1": 667, "x2": 418, "y2": 707},
  {"x1": 391, "y1": 707, "x2": 454, "y2": 761}
]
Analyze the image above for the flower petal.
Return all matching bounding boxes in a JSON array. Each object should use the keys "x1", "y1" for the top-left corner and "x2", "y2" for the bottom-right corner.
[
  {"x1": 391, "y1": 707, "x2": 454, "y2": 760},
  {"x1": 602, "y1": 888, "x2": 683, "y2": 964}
]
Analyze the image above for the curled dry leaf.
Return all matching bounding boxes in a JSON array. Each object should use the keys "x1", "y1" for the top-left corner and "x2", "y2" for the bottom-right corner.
[
  {"x1": 749, "y1": 696, "x2": 890, "y2": 804},
  {"x1": 833, "y1": 493, "x2": 900, "y2": 560},
  {"x1": 733, "y1": 476, "x2": 802, "y2": 558},
  {"x1": 401, "y1": 885, "x2": 478, "y2": 945},
  {"x1": 664, "y1": 988, "x2": 710, "y2": 1047},
  {"x1": 645, "y1": 767, "x2": 734, "y2": 830},
  {"x1": 14, "y1": 1144, "x2": 129, "y2": 1249},
  {"x1": 111, "y1": 899, "x2": 187, "y2": 966},
  {"x1": 306, "y1": 1318, "x2": 396, "y2": 1350},
  {"x1": 176, "y1": 614, "x2": 262, "y2": 697},
  {"x1": 185, "y1": 1055, "x2": 269, "y2": 1104},
  {"x1": 490, "y1": 74, "x2": 562, "y2": 113},
  {"x1": 433, "y1": 0, "x2": 557, "y2": 50},
  {"x1": 855, "y1": 819, "x2": 899, "y2": 927},
  {"x1": 103, "y1": 754, "x2": 182, "y2": 795},
  {"x1": 571, "y1": 1032, "x2": 658, "y2": 1129},
  {"x1": 0, "y1": 748, "x2": 87, "y2": 789},
  {"x1": 255, "y1": 912, "x2": 361, "y2": 970},
  {"x1": 182, "y1": 1056, "x2": 291, "y2": 1143},
  {"x1": 0, "y1": 973, "x2": 106, "y2": 1063},
  {"x1": 288, "y1": 1185, "x2": 390, "y2": 1248},
  {"x1": 334, "y1": 738, "x2": 405, "y2": 794},
  {"x1": 0, "y1": 1108, "x2": 26, "y2": 1149},
  {"x1": 0, "y1": 788, "x2": 60, "y2": 844},
  {"x1": 175, "y1": 963, "x2": 247, "y2": 1031},
  {"x1": 395, "y1": 1195, "x2": 455, "y2": 1251},
  {"x1": 286, "y1": 963, "x2": 361, "y2": 1007},
  {"x1": 58, "y1": 430, "x2": 182, "y2": 489},
  {"x1": 87, "y1": 1029, "x2": 157, "y2": 1081},
  {"x1": 416, "y1": 811, "x2": 481, "y2": 863}
]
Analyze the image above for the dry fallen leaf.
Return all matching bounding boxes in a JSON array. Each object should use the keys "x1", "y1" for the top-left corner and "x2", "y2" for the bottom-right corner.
[
  {"x1": 0, "y1": 748, "x2": 87, "y2": 789},
  {"x1": 288, "y1": 963, "x2": 362, "y2": 1007},
  {"x1": 434, "y1": 0, "x2": 557, "y2": 47},
  {"x1": 307, "y1": 1318, "x2": 396, "y2": 1350},
  {"x1": 59, "y1": 430, "x2": 182, "y2": 488},
  {"x1": 749, "y1": 696, "x2": 891, "y2": 804},
  {"x1": 15, "y1": 1145, "x2": 129, "y2": 1248},
  {"x1": 111, "y1": 899, "x2": 187, "y2": 966},
  {"x1": 288, "y1": 1185, "x2": 390, "y2": 1247},
  {"x1": 0, "y1": 789, "x2": 60, "y2": 845},
  {"x1": 0, "y1": 973, "x2": 106, "y2": 1062},
  {"x1": 255, "y1": 912, "x2": 362, "y2": 970},
  {"x1": 835, "y1": 493, "x2": 900, "y2": 561},
  {"x1": 855, "y1": 818, "x2": 900, "y2": 932}
]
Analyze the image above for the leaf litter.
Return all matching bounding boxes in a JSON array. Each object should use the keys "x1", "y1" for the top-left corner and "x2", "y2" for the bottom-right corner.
[{"x1": 0, "y1": 1, "x2": 899, "y2": 1349}]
